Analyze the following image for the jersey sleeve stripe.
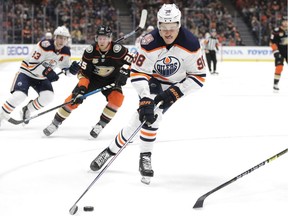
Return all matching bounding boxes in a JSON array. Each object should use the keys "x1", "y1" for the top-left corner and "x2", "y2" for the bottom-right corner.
[
  {"x1": 189, "y1": 76, "x2": 204, "y2": 87},
  {"x1": 130, "y1": 72, "x2": 151, "y2": 80},
  {"x1": 191, "y1": 74, "x2": 206, "y2": 83}
]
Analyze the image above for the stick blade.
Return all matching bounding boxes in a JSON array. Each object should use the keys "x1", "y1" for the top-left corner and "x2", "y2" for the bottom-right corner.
[
  {"x1": 193, "y1": 196, "x2": 205, "y2": 209},
  {"x1": 69, "y1": 205, "x2": 78, "y2": 215},
  {"x1": 139, "y1": 9, "x2": 148, "y2": 29},
  {"x1": 8, "y1": 118, "x2": 22, "y2": 125}
]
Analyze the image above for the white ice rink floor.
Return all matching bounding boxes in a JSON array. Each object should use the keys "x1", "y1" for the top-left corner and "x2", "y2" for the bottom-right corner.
[{"x1": 0, "y1": 61, "x2": 288, "y2": 216}]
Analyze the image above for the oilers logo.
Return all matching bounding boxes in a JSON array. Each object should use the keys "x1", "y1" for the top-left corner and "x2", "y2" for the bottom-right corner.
[{"x1": 154, "y1": 56, "x2": 180, "y2": 77}]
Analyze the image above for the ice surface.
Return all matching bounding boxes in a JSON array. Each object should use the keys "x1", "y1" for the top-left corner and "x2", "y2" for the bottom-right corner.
[{"x1": 0, "y1": 61, "x2": 287, "y2": 216}]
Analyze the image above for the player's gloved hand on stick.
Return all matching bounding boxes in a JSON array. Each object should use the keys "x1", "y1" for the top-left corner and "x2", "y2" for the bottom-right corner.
[
  {"x1": 115, "y1": 66, "x2": 130, "y2": 86},
  {"x1": 72, "y1": 86, "x2": 87, "y2": 104},
  {"x1": 69, "y1": 61, "x2": 81, "y2": 75},
  {"x1": 138, "y1": 97, "x2": 157, "y2": 125},
  {"x1": 42, "y1": 67, "x2": 59, "y2": 82},
  {"x1": 154, "y1": 86, "x2": 183, "y2": 109}
]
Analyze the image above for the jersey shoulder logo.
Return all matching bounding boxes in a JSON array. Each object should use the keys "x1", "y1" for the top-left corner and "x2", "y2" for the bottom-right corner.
[
  {"x1": 85, "y1": 45, "x2": 94, "y2": 53},
  {"x1": 41, "y1": 40, "x2": 51, "y2": 48},
  {"x1": 113, "y1": 44, "x2": 122, "y2": 53},
  {"x1": 154, "y1": 56, "x2": 180, "y2": 77},
  {"x1": 141, "y1": 34, "x2": 154, "y2": 45}
]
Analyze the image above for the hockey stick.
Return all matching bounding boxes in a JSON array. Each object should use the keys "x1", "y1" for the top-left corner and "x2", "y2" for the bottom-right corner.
[
  {"x1": 69, "y1": 103, "x2": 160, "y2": 215},
  {"x1": 7, "y1": 84, "x2": 115, "y2": 125},
  {"x1": 193, "y1": 148, "x2": 288, "y2": 209},
  {"x1": 115, "y1": 9, "x2": 147, "y2": 43}
]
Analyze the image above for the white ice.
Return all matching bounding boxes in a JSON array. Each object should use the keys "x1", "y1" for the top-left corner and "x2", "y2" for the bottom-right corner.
[{"x1": 0, "y1": 61, "x2": 287, "y2": 216}]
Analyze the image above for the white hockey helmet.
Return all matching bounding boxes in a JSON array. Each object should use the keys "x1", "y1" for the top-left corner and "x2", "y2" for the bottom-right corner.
[
  {"x1": 157, "y1": 4, "x2": 181, "y2": 29},
  {"x1": 53, "y1": 26, "x2": 70, "y2": 38},
  {"x1": 45, "y1": 32, "x2": 53, "y2": 39}
]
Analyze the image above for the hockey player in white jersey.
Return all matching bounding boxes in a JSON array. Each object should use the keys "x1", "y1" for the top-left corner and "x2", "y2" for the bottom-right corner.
[
  {"x1": 90, "y1": 3, "x2": 206, "y2": 184},
  {"x1": 0, "y1": 26, "x2": 79, "y2": 127}
]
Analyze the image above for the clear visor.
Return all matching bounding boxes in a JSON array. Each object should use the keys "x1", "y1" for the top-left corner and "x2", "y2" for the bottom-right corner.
[
  {"x1": 96, "y1": 35, "x2": 111, "y2": 41},
  {"x1": 158, "y1": 22, "x2": 180, "y2": 31}
]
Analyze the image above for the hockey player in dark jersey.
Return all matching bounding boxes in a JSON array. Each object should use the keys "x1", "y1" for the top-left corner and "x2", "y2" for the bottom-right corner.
[
  {"x1": 270, "y1": 15, "x2": 288, "y2": 92},
  {"x1": 90, "y1": 4, "x2": 206, "y2": 184},
  {"x1": 43, "y1": 25, "x2": 134, "y2": 138},
  {"x1": 0, "y1": 26, "x2": 79, "y2": 127}
]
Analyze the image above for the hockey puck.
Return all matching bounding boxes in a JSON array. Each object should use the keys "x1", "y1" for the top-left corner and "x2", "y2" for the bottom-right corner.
[{"x1": 83, "y1": 206, "x2": 94, "y2": 212}]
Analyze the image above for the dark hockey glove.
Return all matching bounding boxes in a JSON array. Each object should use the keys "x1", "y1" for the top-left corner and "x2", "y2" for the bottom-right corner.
[
  {"x1": 138, "y1": 97, "x2": 157, "y2": 125},
  {"x1": 115, "y1": 66, "x2": 130, "y2": 86},
  {"x1": 69, "y1": 61, "x2": 81, "y2": 75},
  {"x1": 42, "y1": 67, "x2": 59, "y2": 82},
  {"x1": 154, "y1": 86, "x2": 184, "y2": 109},
  {"x1": 274, "y1": 51, "x2": 282, "y2": 65},
  {"x1": 72, "y1": 86, "x2": 87, "y2": 104}
]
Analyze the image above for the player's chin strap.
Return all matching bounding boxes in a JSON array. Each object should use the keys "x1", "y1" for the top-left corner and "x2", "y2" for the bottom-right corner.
[{"x1": 7, "y1": 84, "x2": 115, "y2": 125}]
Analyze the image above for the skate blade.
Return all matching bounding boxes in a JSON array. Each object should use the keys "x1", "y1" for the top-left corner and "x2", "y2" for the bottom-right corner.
[{"x1": 141, "y1": 176, "x2": 151, "y2": 185}]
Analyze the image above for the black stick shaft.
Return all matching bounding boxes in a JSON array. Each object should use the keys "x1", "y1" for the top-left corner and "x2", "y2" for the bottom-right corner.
[
  {"x1": 193, "y1": 148, "x2": 288, "y2": 208},
  {"x1": 7, "y1": 84, "x2": 114, "y2": 125}
]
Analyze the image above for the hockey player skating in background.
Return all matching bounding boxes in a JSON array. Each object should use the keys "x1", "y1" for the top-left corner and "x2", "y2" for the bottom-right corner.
[
  {"x1": 0, "y1": 26, "x2": 79, "y2": 127},
  {"x1": 204, "y1": 29, "x2": 219, "y2": 75},
  {"x1": 270, "y1": 15, "x2": 288, "y2": 92},
  {"x1": 89, "y1": 4, "x2": 206, "y2": 184},
  {"x1": 43, "y1": 25, "x2": 134, "y2": 138}
]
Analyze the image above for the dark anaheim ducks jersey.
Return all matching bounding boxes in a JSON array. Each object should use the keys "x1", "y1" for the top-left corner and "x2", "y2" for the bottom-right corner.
[
  {"x1": 19, "y1": 39, "x2": 71, "y2": 80},
  {"x1": 78, "y1": 42, "x2": 133, "y2": 83},
  {"x1": 270, "y1": 27, "x2": 288, "y2": 58},
  {"x1": 130, "y1": 27, "x2": 206, "y2": 98}
]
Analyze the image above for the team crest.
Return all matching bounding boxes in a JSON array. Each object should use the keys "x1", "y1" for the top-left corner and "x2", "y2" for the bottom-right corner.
[
  {"x1": 85, "y1": 45, "x2": 93, "y2": 53},
  {"x1": 42, "y1": 59, "x2": 57, "y2": 68},
  {"x1": 113, "y1": 44, "x2": 122, "y2": 53},
  {"x1": 154, "y1": 56, "x2": 180, "y2": 77},
  {"x1": 140, "y1": 34, "x2": 154, "y2": 45},
  {"x1": 41, "y1": 40, "x2": 51, "y2": 48}
]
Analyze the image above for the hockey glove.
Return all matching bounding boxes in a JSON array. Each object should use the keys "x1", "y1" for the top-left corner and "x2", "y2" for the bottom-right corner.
[
  {"x1": 138, "y1": 97, "x2": 157, "y2": 125},
  {"x1": 72, "y1": 86, "x2": 87, "y2": 104},
  {"x1": 274, "y1": 51, "x2": 283, "y2": 65},
  {"x1": 115, "y1": 66, "x2": 130, "y2": 86},
  {"x1": 154, "y1": 86, "x2": 183, "y2": 109},
  {"x1": 69, "y1": 61, "x2": 81, "y2": 75},
  {"x1": 42, "y1": 67, "x2": 59, "y2": 82}
]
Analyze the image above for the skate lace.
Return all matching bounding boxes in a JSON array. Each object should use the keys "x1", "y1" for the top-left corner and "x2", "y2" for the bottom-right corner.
[
  {"x1": 46, "y1": 123, "x2": 57, "y2": 133},
  {"x1": 92, "y1": 124, "x2": 103, "y2": 134},
  {"x1": 142, "y1": 156, "x2": 152, "y2": 170},
  {"x1": 95, "y1": 150, "x2": 110, "y2": 166}
]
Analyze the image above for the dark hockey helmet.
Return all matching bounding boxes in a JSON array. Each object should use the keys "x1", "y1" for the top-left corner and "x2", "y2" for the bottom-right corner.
[{"x1": 95, "y1": 25, "x2": 112, "y2": 41}]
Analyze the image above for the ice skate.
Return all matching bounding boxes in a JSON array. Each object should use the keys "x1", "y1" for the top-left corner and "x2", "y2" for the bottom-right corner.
[
  {"x1": 273, "y1": 84, "x2": 279, "y2": 93},
  {"x1": 90, "y1": 148, "x2": 115, "y2": 171},
  {"x1": 43, "y1": 122, "x2": 58, "y2": 136},
  {"x1": 90, "y1": 123, "x2": 104, "y2": 138},
  {"x1": 20, "y1": 102, "x2": 31, "y2": 125},
  {"x1": 139, "y1": 152, "x2": 154, "y2": 185}
]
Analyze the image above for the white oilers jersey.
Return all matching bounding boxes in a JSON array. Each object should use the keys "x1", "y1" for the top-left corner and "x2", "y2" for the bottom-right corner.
[
  {"x1": 19, "y1": 39, "x2": 71, "y2": 80},
  {"x1": 130, "y1": 27, "x2": 206, "y2": 98}
]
